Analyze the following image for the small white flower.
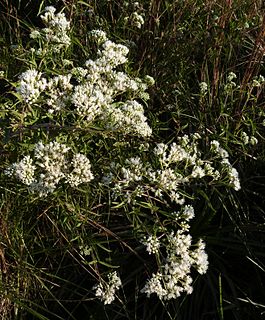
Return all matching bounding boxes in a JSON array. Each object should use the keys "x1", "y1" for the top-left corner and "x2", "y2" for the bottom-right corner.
[
  {"x1": 191, "y1": 166, "x2": 205, "y2": 178},
  {"x1": 241, "y1": 131, "x2": 249, "y2": 145},
  {"x1": 182, "y1": 205, "x2": 195, "y2": 220},
  {"x1": 94, "y1": 271, "x2": 122, "y2": 305},
  {"x1": 44, "y1": 6, "x2": 56, "y2": 14},
  {"x1": 90, "y1": 29, "x2": 107, "y2": 44},
  {"x1": 142, "y1": 235, "x2": 160, "y2": 255},
  {"x1": 249, "y1": 136, "x2": 258, "y2": 145},
  {"x1": 199, "y1": 82, "x2": 208, "y2": 95},
  {"x1": 227, "y1": 72, "x2": 237, "y2": 82},
  {"x1": 30, "y1": 30, "x2": 41, "y2": 39},
  {"x1": 131, "y1": 12, "x2": 145, "y2": 29}
]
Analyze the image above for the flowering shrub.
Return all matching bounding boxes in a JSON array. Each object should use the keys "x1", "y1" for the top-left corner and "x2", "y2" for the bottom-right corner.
[{"x1": 3, "y1": 3, "x2": 261, "y2": 319}]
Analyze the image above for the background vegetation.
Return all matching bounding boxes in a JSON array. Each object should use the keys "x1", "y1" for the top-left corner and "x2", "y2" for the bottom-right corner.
[{"x1": 0, "y1": 0, "x2": 265, "y2": 319}]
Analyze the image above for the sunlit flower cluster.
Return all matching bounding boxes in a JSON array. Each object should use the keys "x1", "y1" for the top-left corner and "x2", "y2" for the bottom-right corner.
[
  {"x1": 106, "y1": 100, "x2": 152, "y2": 137},
  {"x1": 104, "y1": 134, "x2": 241, "y2": 205},
  {"x1": 17, "y1": 13, "x2": 153, "y2": 137},
  {"x1": 210, "y1": 140, "x2": 241, "y2": 190},
  {"x1": 4, "y1": 156, "x2": 36, "y2": 186},
  {"x1": 17, "y1": 69, "x2": 47, "y2": 104},
  {"x1": 5, "y1": 141, "x2": 94, "y2": 196},
  {"x1": 141, "y1": 230, "x2": 208, "y2": 300},
  {"x1": 38, "y1": 6, "x2": 71, "y2": 52},
  {"x1": 140, "y1": 201, "x2": 208, "y2": 300}
]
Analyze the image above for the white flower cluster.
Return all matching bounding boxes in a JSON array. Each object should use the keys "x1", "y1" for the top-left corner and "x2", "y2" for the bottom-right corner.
[
  {"x1": 252, "y1": 75, "x2": 265, "y2": 87},
  {"x1": 17, "y1": 69, "x2": 47, "y2": 104},
  {"x1": 104, "y1": 134, "x2": 240, "y2": 205},
  {"x1": 140, "y1": 196, "x2": 207, "y2": 300},
  {"x1": 65, "y1": 153, "x2": 94, "y2": 187},
  {"x1": 124, "y1": 1, "x2": 145, "y2": 29},
  {"x1": 120, "y1": 157, "x2": 144, "y2": 183},
  {"x1": 18, "y1": 23, "x2": 153, "y2": 137},
  {"x1": 99, "y1": 40, "x2": 129, "y2": 67},
  {"x1": 210, "y1": 140, "x2": 241, "y2": 190},
  {"x1": 182, "y1": 204, "x2": 195, "y2": 221},
  {"x1": 199, "y1": 81, "x2": 208, "y2": 95},
  {"x1": 106, "y1": 100, "x2": 152, "y2": 137},
  {"x1": 46, "y1": 74, "x2": 73, "y2": 114},
  {"x1": 5, "y1": 141, "x2": 94, "y2": 196},
  {"x1": 4, "y1": 155, "x2": 36, "y2": 186},
  {"x1": 16, "y1": 70, "x2": 73, "y2": 111},
  {"x1": 141, "y1": 235, "x2": 160, "y2": 255},
  {"x1": 94, "y1": 271, "x2": 122, "y2": 305},
  {"x1": 141, "y1": 230, "x2": 208, "y2": 300},
  {"x1": 126, "y1": 12, "x2": 145, "y2": 29},
  {"x1": 38, "y1": 6, "x2": 71, "y2": 52},
  {"x1": 89, "y1": 29, "x2": 108, "y2": 45},
  {"x1": 240, "y1": 131, "x2": 258, "y2": 146},
  {"x1": 224, "y1": 71, "x2": 237, "y2": 92}
]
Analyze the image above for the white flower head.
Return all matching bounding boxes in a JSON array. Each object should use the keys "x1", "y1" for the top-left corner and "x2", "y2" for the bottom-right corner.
[
  {"x1": 30, "y1": 30, "x2": 41, "y2": 39},
  {"x1": 5, "y1": 156, "x2": 36, "y2": 185},
  {"x1": 40, "y1": 6, "x2": 71, "y2": 51},
  {"x1": 94, "y1": 271, "x2": 122, "y2": 305},
  {"x1": 199, "y1": 82, "x2": 208, "y2": 95},
  {"x1": 17, "y1": 69, "x2": 46, "y2": 104},
  {"x1": 182, "y1": 205, "x2": 195, "y2": 221},
  {"x1": 65, "y1": 153, "x2": 94, "y2": 187},
  {"x1": 227, "y1": 72, "x2": 237, "y2": 82},
  {"x1": 131, "y1": 12, "x2": 145, "y2": 29},
  {"x1": 142, "y1": 235, "x2": 160, "y2": 255},
  {"x1": 241, "y1": 131, "x2": 249, "y2": 145},
  {"x1": 90, "y1": 29, "x2": 108, "y2": 45},
  {"x1": 249, "y1": 136, "x2": 258, "y2": 145}
]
